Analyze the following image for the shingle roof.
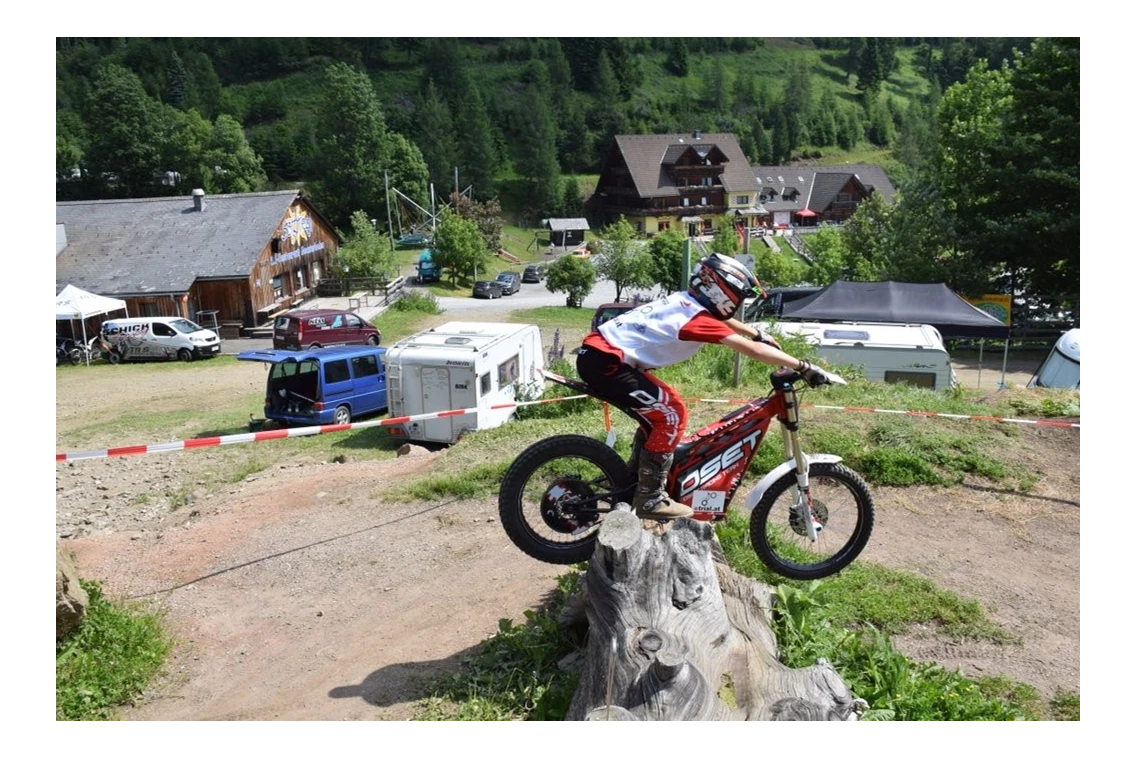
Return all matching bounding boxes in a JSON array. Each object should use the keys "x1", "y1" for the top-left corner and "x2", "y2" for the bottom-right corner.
[
  {"x1": 56, "y1": 190, "x2": 304, "y2": 296},
  {"x1": 614, "y1": 133, "x2": 757, "y2": 199},
  {"x1": 751, "y1": 164, "x2": 896, "y2": 210},
  {"x1": 548, "y1": 218, "x2": 591, "y2": 232}
]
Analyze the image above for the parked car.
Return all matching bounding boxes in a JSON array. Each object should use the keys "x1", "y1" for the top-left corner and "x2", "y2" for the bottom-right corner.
[
  {"x1": 237, "y1": 345, "x2": 388, "y2": 426},
  {"x1": 472, "y1": 280, "x2": 504, "y2": 299},
  {"x1": 100, "y1": 316, "x2": 221, "y2": 363},
  {"x1": 273, "y1": 309, "x2": 381, "y2": 351},
  {"x1": 522, "y1": 265, "x2": 544, "y2": 283},
  {"x1": 590, "y1": 302, "x2": 638, "y2": 332},
  {"x1": 495, "y1": 271, "x2": 522, "y2": 295}
]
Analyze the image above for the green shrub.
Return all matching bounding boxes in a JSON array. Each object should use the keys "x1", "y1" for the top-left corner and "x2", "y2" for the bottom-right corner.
[
  {"x1": 391, "y1": 290, "x2": 442, "y2": 314},
  {"x1": 56, "y1": 580, "x2": 172, "y2": 720}
]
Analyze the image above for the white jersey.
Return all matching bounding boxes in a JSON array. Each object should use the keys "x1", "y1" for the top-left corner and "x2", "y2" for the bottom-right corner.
[{"x1": 597, "y1": 292, "x2": 720, "y2": 369}]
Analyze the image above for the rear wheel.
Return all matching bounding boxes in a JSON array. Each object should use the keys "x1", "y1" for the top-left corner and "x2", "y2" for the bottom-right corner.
[
  {"x1": 107, "y1": 350, "x2": 122, "y2": 365},
  {"x1": 498, "y1": 435, "x2": 635, "y2": 564},
  {"x1": 309, "y1": 343, "x2": 322, "y2": 350},
  {"x1": 748, "y1": 462, "x2": 874, "y2": 580},
  {"x1": 333, "y1": 405, "x2": 351, "y2": 425}
]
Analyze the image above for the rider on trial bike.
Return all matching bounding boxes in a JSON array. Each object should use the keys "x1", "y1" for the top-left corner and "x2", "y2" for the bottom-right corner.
[{"x1": 575, "y1": 253, "x2": 827, "y2": 520}]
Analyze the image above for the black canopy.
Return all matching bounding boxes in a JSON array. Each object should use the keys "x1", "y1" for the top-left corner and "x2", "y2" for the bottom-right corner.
[{"x1": 780, "y1": 281, "x2": 1010, "y2": 339}]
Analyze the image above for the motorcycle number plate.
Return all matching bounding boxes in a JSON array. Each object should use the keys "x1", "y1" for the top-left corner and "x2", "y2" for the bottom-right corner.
[{"x1": 692, "y1": 490, "x2": 726, "y2": 515}]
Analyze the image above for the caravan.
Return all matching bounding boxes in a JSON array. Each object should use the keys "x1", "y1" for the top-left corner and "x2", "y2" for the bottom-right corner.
[
  {"x1": 771, "y1": 321, "x2": 956, "y2": 390},
  {"x1": 383, "y1": 322, "x2": 544, "y2": 444}
]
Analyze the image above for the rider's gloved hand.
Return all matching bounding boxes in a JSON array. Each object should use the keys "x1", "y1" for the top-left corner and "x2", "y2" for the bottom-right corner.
[
  {"x1": 798, "y1": 360, "x2": 828, "y2": 388},
  {"x1": 752, "y1": 329, "x2": 781, "y2": 349}
]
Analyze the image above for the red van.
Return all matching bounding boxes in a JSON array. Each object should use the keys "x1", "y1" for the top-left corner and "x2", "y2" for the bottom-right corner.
[{"x1": 273, "y1": 309, "x2": 382, "y2": 350}]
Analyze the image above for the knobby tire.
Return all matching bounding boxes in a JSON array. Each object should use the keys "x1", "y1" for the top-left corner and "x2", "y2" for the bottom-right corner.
[
  {"x1": 748, "y1": 462, "x2": 874, "y2": 580},
  {"x1": 498, "y1": 435, "x2": 635, "y2": 564}
]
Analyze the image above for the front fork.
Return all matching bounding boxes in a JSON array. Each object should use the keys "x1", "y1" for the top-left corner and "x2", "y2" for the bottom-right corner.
[{"x1": 780, "y1": 388, "x2": 822, "y2": 541}]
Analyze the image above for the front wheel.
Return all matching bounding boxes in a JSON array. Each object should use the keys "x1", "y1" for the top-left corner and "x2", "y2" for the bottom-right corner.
[
  {"x1": 177, "y1": 348, "x2": 194, "y2": 362},
  {"x1": 749, "y1": 462, "x2": 874, "y2": 580},
  {"x1": 498, "y1": 435, "x2": 635, "y2": 564}
]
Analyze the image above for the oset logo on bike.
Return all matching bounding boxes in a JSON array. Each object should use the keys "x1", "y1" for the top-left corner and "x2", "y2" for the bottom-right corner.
[{"x1": 677, "y1": 430, "x2": 763, "y2": 498}]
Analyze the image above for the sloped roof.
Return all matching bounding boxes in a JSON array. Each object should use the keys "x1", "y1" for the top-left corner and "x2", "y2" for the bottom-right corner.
[
  {"x1": 56, "y1": 190, "x2": 308, "y2": 296},
  {"x1": 752, "y1": 164, "x2": 896, "y2": 213},
  {"x1": 613, "y1": 133, "x2": 757, "y2": 199},
  {"x1": 781, "y1": 280, "x2": 1009, "y2": 339},
  {"x1": 548, "y1": 218, "x2": 591, "y2": 232}
]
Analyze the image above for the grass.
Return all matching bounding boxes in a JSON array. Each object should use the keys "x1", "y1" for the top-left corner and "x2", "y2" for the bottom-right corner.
[
  {"x1": 57, "y1": 580, "x2": 172, "y2": 720},
  {"x1": 56, "y1": 302, "x2": 1079, "y2": 721}
]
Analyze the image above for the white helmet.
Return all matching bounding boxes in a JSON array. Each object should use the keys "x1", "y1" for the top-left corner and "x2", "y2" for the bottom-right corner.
[{"x1": 688, "y1": 253, "x2": 760, "y2": 320}]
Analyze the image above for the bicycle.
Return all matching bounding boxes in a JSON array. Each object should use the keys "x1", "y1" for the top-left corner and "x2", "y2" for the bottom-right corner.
[{"x1": 498, "y1": 364, "x2": 875, "y2": 580}]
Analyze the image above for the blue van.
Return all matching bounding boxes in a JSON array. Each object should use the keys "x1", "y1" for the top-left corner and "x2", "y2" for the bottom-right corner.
[{"x1": 237, "y1": 345, "x2": 388, "y2": 426}]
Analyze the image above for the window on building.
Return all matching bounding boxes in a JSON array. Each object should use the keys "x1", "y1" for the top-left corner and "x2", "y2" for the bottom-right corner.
[
  {"x1": 700, "y1": 197, "x2": 707, "y2": 206},
  {"x1": 271, "y1": 276, "x2": 283, "y2": 300},
  {"x1": 659, "y1": 221, "x2": 670, "y2": 232},
  {"x1": 736, "y1": 195, "x2": 750, "y2": 205},
  {"x1": 138, "y1": 303, "x2": 160, "y2": 317},
  {"x1": 701, "y1": 176, "x2": 712, "y2": 187},
  {"x1": 683, "y1": 198, "x2": 690, "y2": 207},
  {"x1": 295, "y1": 269, "x2": 305, "y2": 289}
]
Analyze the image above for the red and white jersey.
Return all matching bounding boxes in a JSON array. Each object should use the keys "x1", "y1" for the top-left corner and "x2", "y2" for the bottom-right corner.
[{"x1": 595, "y1": 291, "x2": 734, "y2": 369}]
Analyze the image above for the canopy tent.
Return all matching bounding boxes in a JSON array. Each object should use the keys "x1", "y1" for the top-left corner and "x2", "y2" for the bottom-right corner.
[
  {"x1": 779, "y1": 280, "x2": 1012, "y2": 387},
  {"x1": 55, "y1": 285, "x2": 128, "y2": 364},
  {"x1": 794, "y1": 208, "x2": 817, "y2": 217}
]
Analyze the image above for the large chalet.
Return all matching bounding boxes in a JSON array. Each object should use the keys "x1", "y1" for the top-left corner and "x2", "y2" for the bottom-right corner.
[{"x1": 590, "y1": 130, "x2": 894, "y2": 236}]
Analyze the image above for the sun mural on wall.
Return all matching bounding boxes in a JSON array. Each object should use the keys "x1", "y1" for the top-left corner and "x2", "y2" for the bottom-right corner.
[{"x1": 282, "y1": 207, "x2": 313, "y2": 248}]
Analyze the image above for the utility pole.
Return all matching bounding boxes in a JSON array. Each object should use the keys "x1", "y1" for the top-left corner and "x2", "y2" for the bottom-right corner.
[{"x1": 384, "y1": 171, "x2": 395, "y2": 252}]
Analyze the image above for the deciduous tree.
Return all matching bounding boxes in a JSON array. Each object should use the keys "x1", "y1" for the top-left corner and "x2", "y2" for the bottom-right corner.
[
  {"x1": 545, "y1": 254, "x2": 596, "y2": 307},
  {"x1": 594, "y1": 217, "x2": 653, "y2": 302}
]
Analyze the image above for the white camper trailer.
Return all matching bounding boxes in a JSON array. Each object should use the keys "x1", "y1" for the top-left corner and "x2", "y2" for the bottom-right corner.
[
  {"x1": 771, "y1": 321, "x2": 957, "y2": 390},
  {"x1": 383, "y1": 321, "x2": 545, "y2": 444}
]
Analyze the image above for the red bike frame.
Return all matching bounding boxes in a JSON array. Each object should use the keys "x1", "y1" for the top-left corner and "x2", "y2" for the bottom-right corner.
[{"x1": 546, "y1": 368, "x2": 842, "y2": 525}]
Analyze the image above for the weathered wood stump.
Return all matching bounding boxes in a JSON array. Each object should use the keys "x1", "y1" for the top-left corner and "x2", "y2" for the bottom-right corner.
[{"x1": 560, "y1": 504, "x2": 865, "y2": 721}]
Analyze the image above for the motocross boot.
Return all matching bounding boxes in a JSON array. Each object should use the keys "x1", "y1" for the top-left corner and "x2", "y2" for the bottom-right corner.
[{"x1": 632, "y1": 451, "x2": 694, "y2": 520}]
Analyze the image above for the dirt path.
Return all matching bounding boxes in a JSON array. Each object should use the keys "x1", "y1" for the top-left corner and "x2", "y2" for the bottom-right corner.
[{"x1": 56, "y1": 341, "x2": 1078, "y2": 720}]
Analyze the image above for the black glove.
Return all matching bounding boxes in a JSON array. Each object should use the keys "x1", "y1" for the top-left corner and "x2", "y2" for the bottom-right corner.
[{"x1": 798, "y1": 360, "x2": 828, "y2": 388}]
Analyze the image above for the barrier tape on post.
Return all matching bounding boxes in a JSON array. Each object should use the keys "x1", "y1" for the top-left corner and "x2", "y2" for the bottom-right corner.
[
  {"x1": 676, "y1": 397, "x2": 1080, "y2": 428},
  {"x1": 56, "y1": 393, "x2": 1078, "y2": 462}
]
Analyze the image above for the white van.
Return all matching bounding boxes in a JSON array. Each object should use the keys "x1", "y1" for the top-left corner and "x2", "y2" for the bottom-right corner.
[
  {"x1": 100, "y1": 316, "x2": 222, "y2": 363},
  {"x1": 771, "y1": 321, "x2": 956, "y2": 390},
  {"x1": 382, "y1": 322, "x2": 544, "y2": 444}
]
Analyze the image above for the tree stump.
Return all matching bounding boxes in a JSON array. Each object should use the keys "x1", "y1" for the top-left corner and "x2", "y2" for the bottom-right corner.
[{"x1": 560, "y1": 504, "x2": 865, "y2": 721}]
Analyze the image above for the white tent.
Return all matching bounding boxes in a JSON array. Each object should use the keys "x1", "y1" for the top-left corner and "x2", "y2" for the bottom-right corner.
[{"x1": 55, "y1": 285, "x2": 128, "y2": 364}]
